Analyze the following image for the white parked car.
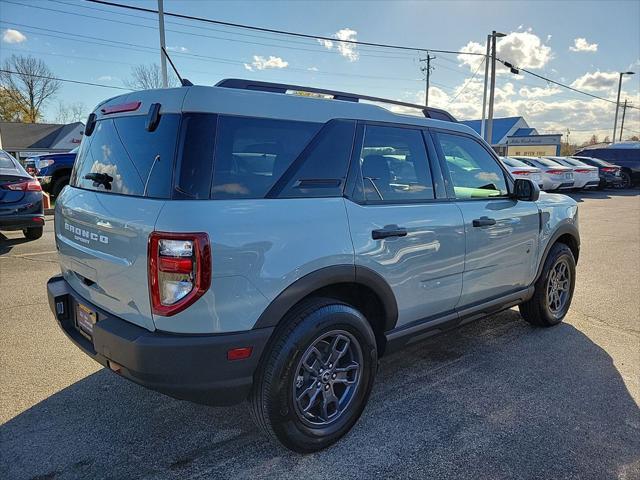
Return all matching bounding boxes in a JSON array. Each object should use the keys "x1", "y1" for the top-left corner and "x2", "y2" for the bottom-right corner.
[
  {"x1": 500, "y1": 157, "x2": 543, "y2": 188},
  {"x1": 511, "y1": 156, "x2": 574, "y2": 191},
  {"x1": 544, "y1": 156, "x2": 600, "y2": 190}
]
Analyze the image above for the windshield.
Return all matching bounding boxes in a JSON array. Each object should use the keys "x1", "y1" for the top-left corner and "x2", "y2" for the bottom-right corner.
[
  {"x1": 536, "y1": 158, "x2": 564, "y2": 167},
  {"x1": 502, "y1": 157, "x2": 529, "y2": 168},
  {"x1": 0, "y1": 150, "x2": 17, "y2": 169}
]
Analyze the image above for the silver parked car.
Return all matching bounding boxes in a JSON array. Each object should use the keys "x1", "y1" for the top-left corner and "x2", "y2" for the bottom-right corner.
[
  {"x1": 500, "y1": 156, "x2": 543, "y2": 188},
  {"x1": 512, "y1": 156, "x2": 574, "y2": 191},
  {"x1": 544, "y1": 156, "x2": 599, "y2": 190},
  {"x1": 47, "y1": 79, "x2": 580, "y2": 452}
]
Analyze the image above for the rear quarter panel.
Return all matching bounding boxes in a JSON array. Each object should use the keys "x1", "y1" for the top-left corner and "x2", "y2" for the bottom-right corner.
[{"x1": 153, "y1": 198, "x2": 354, "y2": 333}]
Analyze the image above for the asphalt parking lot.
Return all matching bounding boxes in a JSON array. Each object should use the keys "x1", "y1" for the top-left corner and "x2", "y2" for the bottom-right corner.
[{"x1": 1, "y1": 190, "x2": 639, "y2": 480}]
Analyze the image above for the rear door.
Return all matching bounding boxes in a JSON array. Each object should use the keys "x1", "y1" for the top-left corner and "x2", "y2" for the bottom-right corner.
[
  {"x1": 55, "y1": 113, "x2": 180, "y2": 331},
  {"x1": 432, "y1": 131, "x2": 540, "y2": 307},
  {"x1": 345, "y1": 123, "x2": 465, "y2": 328}
]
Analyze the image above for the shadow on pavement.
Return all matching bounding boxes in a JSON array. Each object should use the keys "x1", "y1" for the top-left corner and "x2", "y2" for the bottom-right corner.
[
  {"x1": 0, "y1": 233, "x2": 31, "y2": 256},
  {"x1": 1, "y1": 311, "x2": 639, "y2": 480},
  {"x1": 568, "y1": 187, "x2": 640, "y2": 202}
]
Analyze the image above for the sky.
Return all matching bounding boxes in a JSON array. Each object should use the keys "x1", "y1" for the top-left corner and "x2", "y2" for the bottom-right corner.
[{"x1": 1, "y1": 0, "x2": 639, "y2": 143}]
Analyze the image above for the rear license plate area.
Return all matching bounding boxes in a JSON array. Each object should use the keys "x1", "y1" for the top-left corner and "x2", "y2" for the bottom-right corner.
[{"x1": 75, "y1": 302, "x2": 97, "y2": 340}]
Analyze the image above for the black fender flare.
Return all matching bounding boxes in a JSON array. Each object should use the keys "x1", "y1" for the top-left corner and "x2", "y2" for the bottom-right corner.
[
  {"x1": 252, "y1": 265, "x2": 398, "y2": 331},
  {"x1": 534, "y1": 223, "x2": 580, "y2": 282}
]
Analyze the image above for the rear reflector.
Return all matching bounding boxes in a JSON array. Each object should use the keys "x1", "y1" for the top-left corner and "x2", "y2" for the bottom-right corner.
[
  {"x1": 158, "y1": 256, "x2": 193, "y2": 274},
  {"x1": 101, "y1": 101, "x2": 141, "y2": 115},
  {"x1": 227, "y1": 347, "x2": 253, "y2": 361}
]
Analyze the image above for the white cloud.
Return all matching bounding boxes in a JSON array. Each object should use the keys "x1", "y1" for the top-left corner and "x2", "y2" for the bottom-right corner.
[
  {"x1": 570, "y1": 70, "x2": 621, "y2": 91},
  {"x1": 569, "y1": 38, "x2": 598, "y2": 52},
  {"x1": 167, "y1": 46, "x2": 189, "y2": 53},
  {"x1": 97, "y1": 75, "x2": 115, "y2": 82},
  {"x1": 2, "y1": 29, "x2": 26, "y2": 44},
  {"x1": 518, "y1": 86, "x2": 562, "y2": 98},
  {"x1": 317, "y1": 28, "x2": 359, "y2": 62},
  {"x1": 243, "y1": 55, "x2": 288, "y2": 71},
  {"x1": 458, "y1": 31, "x2": 553, "y2": 73},
  {"x1": 307, "y1": 66, "x2": 319, "y2": 72}
]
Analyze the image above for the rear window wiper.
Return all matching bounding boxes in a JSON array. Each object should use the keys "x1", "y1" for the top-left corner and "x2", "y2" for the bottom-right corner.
[{"x1": 84, "y1": 172, "x2": 113, "y2": 190}]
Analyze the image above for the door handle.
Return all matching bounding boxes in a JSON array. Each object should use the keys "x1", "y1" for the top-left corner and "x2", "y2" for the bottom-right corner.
[
  {"x1": 472, "y1": 216, "x2": 496, "y2": 227},
  {"x1": 372, "y1": 225, "x2": 408, "y2": 240}
]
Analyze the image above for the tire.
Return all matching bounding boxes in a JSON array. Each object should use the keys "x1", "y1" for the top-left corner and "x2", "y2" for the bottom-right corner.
[
  {"x1": 250, "y1": 297, "x2": 377, "y2": 453},
  {"x1": 23, "y1": 227, "x2": 43, "y2": 240},
  {"x1": 519, "y1": 242, "x2": 576, "y2": 327},
  {"x1": 620, "y1": 170, "x2": 632, "y2": 189},
  {"x1": 52, "y1": 175, "x2": 70, "y2": 198}
]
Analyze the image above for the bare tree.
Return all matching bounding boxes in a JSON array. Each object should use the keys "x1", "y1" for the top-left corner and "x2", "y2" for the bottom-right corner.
[
  {"x1": 0, "y1": 55, "x2": 61, "y2": 123},
  {"x1": 56, "y1": 100, "x2": 88, "y2": 124},
  {"x1": 125, "y1": 63, "x2": 178, "y2": 90}
]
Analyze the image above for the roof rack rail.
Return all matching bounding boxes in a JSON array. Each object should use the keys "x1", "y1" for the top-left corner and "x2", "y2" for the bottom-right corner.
[{"x1": 214, "y1": 79, "x2": 457, "y2": 122}]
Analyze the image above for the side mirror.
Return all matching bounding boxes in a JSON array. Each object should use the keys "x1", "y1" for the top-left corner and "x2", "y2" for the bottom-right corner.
[{"x1": 513, "y1": 178, "x2": 540, "y2": 201}]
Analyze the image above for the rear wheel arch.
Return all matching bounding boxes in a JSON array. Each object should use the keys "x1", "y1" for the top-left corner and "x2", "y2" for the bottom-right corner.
[{"x1": 253, "y1": 265, "x2": 398, "y2": 356}]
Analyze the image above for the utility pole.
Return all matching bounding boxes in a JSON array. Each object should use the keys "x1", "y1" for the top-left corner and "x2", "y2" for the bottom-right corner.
[
  {"x1": 158, "y1": 0, "x2": 168, "y2": 88},
  {"x1": 486, "y1": 31, "x2": 506, "y2": 147},
  {"x1": 619, "y1": 99, "x2": 629, "y2": 141},
  {"x1": 612, "y1": 71, "x2": 634, "y2": 143},
  {"x1": 420, "y1": 53, "x2": 436, "y2": 107},
  {"x1": 480, "y1": 34, "x2": 491, "y2": 141},
  {"x1": 565, "y1": 128, "x2": 571, "y2": 154}
]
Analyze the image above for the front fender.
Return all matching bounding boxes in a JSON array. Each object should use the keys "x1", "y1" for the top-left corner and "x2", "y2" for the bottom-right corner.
[{"x1": 534, "y1": 194, "x2": 580, "y2": 281}]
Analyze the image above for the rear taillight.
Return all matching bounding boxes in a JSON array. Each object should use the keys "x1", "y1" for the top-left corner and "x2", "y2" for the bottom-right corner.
[
  {"x1": 602, "y1": 167, "x2": 618, "y2": 173},
  {"x1": 148, "y1": 232, "x2": 211, "y2": 316},
  {"x1": 574, "y1": 169, "x2": 592, "y2": 173},
  {"x1": 3, "y1": 179, "x2": 42, "y2": 191},
  {"x1": 511, "y1": 170, "x2": 530, "y2": 175},
  {"x1": 547, "y1": 169, "x2": 566, "y2": 175}
]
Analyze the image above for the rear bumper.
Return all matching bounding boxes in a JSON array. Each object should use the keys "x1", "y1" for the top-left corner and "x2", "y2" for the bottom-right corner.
[
  {"x1": 0, "y1": 214, "x2": 45, "y2": 230},
  {"x1": 602, "y1": 176, "x2": 624, "y2": 187},
  {"x1": 47, "y1": 275, "x2": 273, "y2": 406}
]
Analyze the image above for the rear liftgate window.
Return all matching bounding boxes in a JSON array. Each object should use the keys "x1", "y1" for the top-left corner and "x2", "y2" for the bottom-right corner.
[{"x1": 71, "y1": 114, "x2": 179, "y2": 198}]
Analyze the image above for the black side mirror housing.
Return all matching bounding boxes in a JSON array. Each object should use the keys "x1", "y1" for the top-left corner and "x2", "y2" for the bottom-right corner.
[{"x1": 513, "y1": 178, "x2": 540, "y2": 201}]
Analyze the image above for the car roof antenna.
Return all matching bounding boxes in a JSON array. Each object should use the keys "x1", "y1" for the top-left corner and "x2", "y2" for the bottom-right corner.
[{"x1": 161, "y1": 47, "x2": 193, "y2": 87}]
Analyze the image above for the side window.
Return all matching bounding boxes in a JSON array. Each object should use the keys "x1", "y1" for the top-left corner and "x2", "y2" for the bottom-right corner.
[
  {"x1": 211, "y1": 116, "x2": 321, "y2": 199},
  {"x1": 278, "y1": 120, "x2": 356, "y2": 198},
  {"x1": 437, "y1": 132, "x2": 508, "y2": 199},
  {"x1": 360, "y1": 125, "x2": 434, "y2": 202}
]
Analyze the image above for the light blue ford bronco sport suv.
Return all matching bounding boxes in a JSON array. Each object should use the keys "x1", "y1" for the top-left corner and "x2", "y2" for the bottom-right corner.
[{"x1": 48, "y1": 79, "x2": 579, "y2": 452}]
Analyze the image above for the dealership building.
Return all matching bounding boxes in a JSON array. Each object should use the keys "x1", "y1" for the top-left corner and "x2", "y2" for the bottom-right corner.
[{"x1": 461, "y1": 116, "x2": 562, "y2": 156}]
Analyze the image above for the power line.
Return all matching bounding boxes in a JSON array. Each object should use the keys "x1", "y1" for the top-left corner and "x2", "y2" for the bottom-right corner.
[
  {"x1": 498, "y1": 60, "x2": 640, "y2": 110},
  {"x1": 0, "y1": 22, "x2": 429, "y2": 85},
  {"x1": 0, "y1": 69, "x2": 132, "y2": 91},
  {"x1": 86, "y1": 0, "x2": 486, "y2": 57},
  {"x1": 448, "y1": 57, "x2": 486, "y2": 104},
  {"x1": 5, "y1": 0, "x2": 418, "y2": 61}
]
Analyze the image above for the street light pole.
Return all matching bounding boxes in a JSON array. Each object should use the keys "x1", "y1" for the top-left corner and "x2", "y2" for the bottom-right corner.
[
  {"x1": 158, "y1": 0, "x2": 168, "y2": 88},
  {"x1": 480, "y1": 34, "x2": 491, "y2": 141},
  {"x1": 485, "y1": 31, "x2": 506, "y2": 148},
  {"x1": 612, "y1": 71, "x2": 634, "y2": 144}
]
